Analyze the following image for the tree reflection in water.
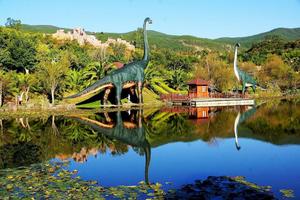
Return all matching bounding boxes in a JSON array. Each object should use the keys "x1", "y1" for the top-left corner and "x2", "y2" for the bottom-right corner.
[{"x1": 0, "y1": 99, "x2": 299, "y2": 174}]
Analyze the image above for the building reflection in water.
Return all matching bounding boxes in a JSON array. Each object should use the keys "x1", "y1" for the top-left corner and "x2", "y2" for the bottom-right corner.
[{"x1": 161, "y1": 106, "x2": 257, "y2": 150}]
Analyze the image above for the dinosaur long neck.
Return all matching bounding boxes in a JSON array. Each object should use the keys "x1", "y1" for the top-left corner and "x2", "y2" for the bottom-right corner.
[
  {"x1": 234, "y1": 46, "x2": 240, "y2": 81},
  {"x1": 142, "y1": 21, "x2": 149, "y2": 62},
  {"x1": 144, "y1": 144, "x2": 151, "y2": 184}
]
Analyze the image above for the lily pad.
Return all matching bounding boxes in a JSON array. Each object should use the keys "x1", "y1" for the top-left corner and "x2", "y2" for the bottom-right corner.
[{"x1": 280, "y1": 189, "x2": 295, "y2": 198}]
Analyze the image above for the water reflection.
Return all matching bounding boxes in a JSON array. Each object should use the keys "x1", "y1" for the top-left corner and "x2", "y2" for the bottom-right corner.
[
  {"x1": 1, "y1": 101, "x2": 300, "y2": 170},
  {"x1": 0, "y1": 100, "x2": 300, "y2": 196},
  {"x1": 68, "y1": 110, "x2": 151, "y2": 183},
  {"x1": 234, "y1": 106, "x2": 257, "y2": 150}
]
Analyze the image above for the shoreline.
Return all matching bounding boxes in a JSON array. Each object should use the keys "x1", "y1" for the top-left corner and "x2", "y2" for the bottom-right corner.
[
  {"x1": 0, "y1": 95, "x2": 298, "y2": 118},
  {"x1": 0, "y1": 102, "x2": 165, "y2": 119}
]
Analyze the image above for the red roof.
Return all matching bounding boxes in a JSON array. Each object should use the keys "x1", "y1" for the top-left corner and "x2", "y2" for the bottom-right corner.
[
  {"x1": 112, "y1": 62, "x2": 124, "y2": 69},
  {"x1": 187, "y1": 79, "x2": 209, "y2": 86}
]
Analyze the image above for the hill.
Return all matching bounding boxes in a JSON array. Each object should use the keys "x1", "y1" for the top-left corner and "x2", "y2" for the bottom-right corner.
[
  {"x1": 20, "y1": 24, "x2": 69, "y2": 34},
  {"x1": 19, "y1": 24, "x2": 300, "y2": 51},
  {"x1": 95, "y1": 30, "x2": 226, "y2": 51},
  {"x1": 216, "y1": 27, "x2": 300, "y2": 48}
]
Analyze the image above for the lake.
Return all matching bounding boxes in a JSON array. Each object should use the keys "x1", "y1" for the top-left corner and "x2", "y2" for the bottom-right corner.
[{"x1": 0, "y1": 99, "x2": 299, "y2": 198}]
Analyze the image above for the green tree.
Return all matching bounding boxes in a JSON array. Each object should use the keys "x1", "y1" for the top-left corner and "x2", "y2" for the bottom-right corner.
[
  {"x1": 169, "y1": 69, "x2": 189, "y2": 90},
  {"x1": 83, "y1": 62, "x2": 115, "y2": 87},
  {"x1": 5, "y1": 18, "x2": 21, "y2": 30},
  {"x1": 92, "y1": 45, "x2": 110, "y2": 70},
  {"x1": 109, "y1": 42, "x2": 127, "y2": 62},
  {"x1": 37, "y1": 50, "x2": 70, "y2": 105},
  {"x1": 0, "y1": 28, "x2": 37, "y2": 72},
  {"x1": 0, "y1": 70, "x2": 9, "y2": 107},
  {"x1": 259, "y1": 54, "x2": 296, "y2": 90},
  {"x1": 14, "y1": 72, "x2": 37, "y2": 105},
  {"x1": 65, "y1": 69, "x2": 88, "y2": 92},
  {"x1": 133, "y1": 28, "x2": 143, "y2": 48}
]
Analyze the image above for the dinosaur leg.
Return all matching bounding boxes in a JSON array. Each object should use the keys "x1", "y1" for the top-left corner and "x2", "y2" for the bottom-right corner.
[
  {"x1": 138, "y1": 81, "x2": 143, "y2": 104},
  {"x1": 115, "y1": 85, "x2": 122, "y2": 106},
  {"x1": 104, "y1": 112, "x2": 112, "y2": 123},
  {"x1": 242, "y1": 82, "x2": 246, "y2": 95},
  {"x1": 130, "y1": 86, "x2": 138, "y2": 103},
  {"x1": 252, "y1": 85, "x2": 256, "y2": 93},
  {"x1": 103, "y1": 88, "x2": 111, "y2": 105},
  {"x1": 138, "y1": 108, "x2": 142, "y2": 128}
]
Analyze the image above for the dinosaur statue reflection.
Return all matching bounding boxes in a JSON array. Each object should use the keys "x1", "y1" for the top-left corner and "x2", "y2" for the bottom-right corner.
[
  {"x1": 69, "y1": 110, "x2": 151, "y2": 184},
  {"x1": 66, "y1": 17, "x2": 152, "y2": 106},
  {"x1": 233, "y1": 43, "x2": 257, "y2": 94},
  {"x1": 234, "y1": 106, "x2": 257, "y2": 150}
]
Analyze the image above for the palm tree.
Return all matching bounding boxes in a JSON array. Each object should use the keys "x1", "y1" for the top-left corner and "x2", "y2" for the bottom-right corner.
[
  {"x1": 65, "y1": 69, "x2": 88, "y2": 92},
  {"x1": 83, "y1": 62, "x2": 116, "y2": 87}
]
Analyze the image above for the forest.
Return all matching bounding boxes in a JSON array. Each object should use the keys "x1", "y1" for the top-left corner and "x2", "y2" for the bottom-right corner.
[{"x1": 0, "y1": 18, "x2": 299, "y2": 108}]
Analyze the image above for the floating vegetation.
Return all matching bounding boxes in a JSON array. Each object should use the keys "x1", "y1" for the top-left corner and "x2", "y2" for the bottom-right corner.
[
  {"x1": 165, "y1": 176, "x2": 275, "y2": 199},
  {"x1": 280, "y1": 189, "x2": 295, "y2": 198},
  {"x1": 0, "y1": 160, "x2": 279, "y2": 199},
  {"x1": 0, "y1": 160, "x2": 279, "y2": 200},
  {"x1": 0, "y1": 161, "x2": 165, "y2": 199}
]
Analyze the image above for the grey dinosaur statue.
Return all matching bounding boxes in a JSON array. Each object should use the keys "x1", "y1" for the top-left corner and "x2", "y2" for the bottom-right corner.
[
  {"x1": 69, "y1": 110, "x2": 151, "y2": 184},
  {"x1": 234, "y1": 43, "x2": 257, "y2": 94},
  {"x1": 66, "y1": 17, "x2": 152, "y2": 106}
]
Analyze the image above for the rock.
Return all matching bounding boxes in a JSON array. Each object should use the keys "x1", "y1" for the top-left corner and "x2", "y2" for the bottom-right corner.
[{"x1": 165, "y1": 176, "x2": 276, "y2": 200}]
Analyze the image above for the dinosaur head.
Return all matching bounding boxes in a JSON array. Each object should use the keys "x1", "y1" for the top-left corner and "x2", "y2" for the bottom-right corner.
[
  {"x1": 235, "y1": 43, "x2": 240, "y2": 48},
  {"x1": 144, "y1": 17, "x2": 152, "y2": 24}
]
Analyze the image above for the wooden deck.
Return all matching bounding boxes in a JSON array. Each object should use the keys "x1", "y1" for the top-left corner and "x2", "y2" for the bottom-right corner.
[
  {"x1": 192, "y1": 98, "x2": 254, "y2": 107},
  {"x1": 171, "y1": 98, "x2": 255, "y2": 107},
  {"x1": 161, "y1": 93, "x2": 255, "y2": 107}
]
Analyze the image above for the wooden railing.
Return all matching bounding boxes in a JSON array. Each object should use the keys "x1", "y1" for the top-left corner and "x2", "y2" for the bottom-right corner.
[
  {"x1": 209, "y1": 93, "x2": 247, "y2": 98},
  {"x1": 160, "y1": 93, "x2": 191, "y2": 101},
  {"x1": 160, "y1": 93, "x2": 247, "y2": 101}
]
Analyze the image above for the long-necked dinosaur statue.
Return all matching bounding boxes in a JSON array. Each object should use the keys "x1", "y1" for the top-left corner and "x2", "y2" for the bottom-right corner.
[
  {"x1": 66, "y1": 17, "x2": 152, "y2": 106},
  {"x1": 69, "y1": 110, "x2": 151, "y2": 184},
  {"x1": 234, "y1": 43, "x2": 257, "y2": 94},
  {"x1": 234, "y1": 106, "x2": 257, "y2": 150}
]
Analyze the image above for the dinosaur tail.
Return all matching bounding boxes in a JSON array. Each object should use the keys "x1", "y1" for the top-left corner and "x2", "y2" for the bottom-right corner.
[{"x1": 65, "y1": 76, "x2": 110, "y2": 99}]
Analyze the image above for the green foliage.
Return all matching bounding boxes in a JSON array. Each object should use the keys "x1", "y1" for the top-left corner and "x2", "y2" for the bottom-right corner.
[
  {"x1": 37, "y1": 49, "x2": 70, "y2": 105},
  {"x1": 21, "y1": 24, "x2": 300, "y2": 51},
  {"x1": 95, "y1": 30, "x2": 226, "y2": 52},
  {"x1": 194, "y1": 53, "x2": 235, "y2": 92},
  {"x1": 109, "y1": 42, "x2": 127, "y2": 62},
  {"x1": 0, "y1": 23, "x2": 300, "y2": 107},
  {"x1": 217, "y1": 27, "x2": 300, "y2": 48},
  {"x1": 257, "y1": 54, "x2": 298, "y2": 90},
  {"x1": 243, "y1": 35, "x2": 286, "y2": 65},
  {"x1": 168, "y1": 69, "x2": 189, "y2": 90},
  {"x1": 0, "y1": 27, "x2": 37, "y2": 72},
  {"x1": 21, "y1": 24, "x2": 71, "y2": 34},
  {"x1": 282, "y1": 43, "x2": 300, "y2": 72},
  {"x1": 5, "y1": 18, "x2": 21, "y2": 30}
]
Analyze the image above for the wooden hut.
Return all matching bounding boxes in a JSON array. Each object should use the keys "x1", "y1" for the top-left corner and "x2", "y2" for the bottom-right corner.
[
  {"x1": 189, "y1": 107, "x2": 209, "y2": 119},
  {"x1": 187, "y1": 79, "x2": 209, "y2": 98}
]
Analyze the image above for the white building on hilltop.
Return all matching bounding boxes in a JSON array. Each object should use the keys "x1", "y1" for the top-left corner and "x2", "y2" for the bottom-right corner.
[{"x1": 53, "y1": 28, "x2": 135, "y2": 51}]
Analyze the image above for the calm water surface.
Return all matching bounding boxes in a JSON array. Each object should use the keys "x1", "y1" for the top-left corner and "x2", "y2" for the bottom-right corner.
[{"x1": 1, "y1": 99, "x2": 300, "y2": 198}]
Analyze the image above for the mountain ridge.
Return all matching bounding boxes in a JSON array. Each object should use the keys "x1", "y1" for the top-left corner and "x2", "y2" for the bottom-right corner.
[{"x1": 19, "y1": 24, "x2": 300, "y2": 51}]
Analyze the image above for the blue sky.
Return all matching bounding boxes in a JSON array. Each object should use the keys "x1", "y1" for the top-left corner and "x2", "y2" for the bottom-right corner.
[{"x1": 0, "y1": 0, "x2": 299, "y2": 39}]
